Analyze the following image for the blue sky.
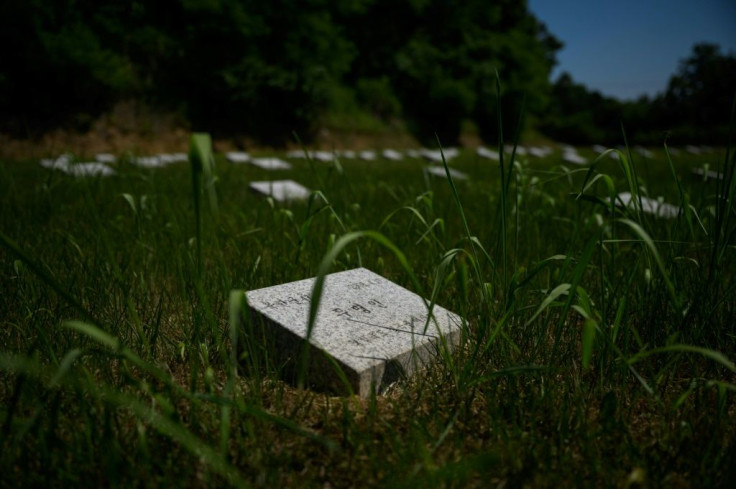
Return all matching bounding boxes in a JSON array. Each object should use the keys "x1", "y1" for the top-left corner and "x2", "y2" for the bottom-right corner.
[{"x1": 527, "y1": 0, "x2": 736, "y2": 100}]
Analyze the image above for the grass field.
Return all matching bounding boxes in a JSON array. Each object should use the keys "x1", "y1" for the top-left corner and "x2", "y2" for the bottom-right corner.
[{"x1": 1, "y1": 141, "x2": 735, "y2": 487}]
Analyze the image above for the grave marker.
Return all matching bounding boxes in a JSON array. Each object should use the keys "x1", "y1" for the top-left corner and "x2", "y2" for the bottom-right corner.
[
  {"x1": 132, "y1": 156, "x2": 164, "y2": 168},
  {"x1": 562, "y1": 150, "x2": 587, "y2": 165},
  {"x1": 226, "y1": 152, "x2": 251, "y2": 163},
  {"x1": 67, "y1": 162, "x2": 116, "y2": 177},
  {"x1": 476, "y1": 146, "x2": 499, "y2": 160},
  {"x1": 95, "y1": 153, "x2": 116, "y2": 163},
  {"x1": 422, "y1": 148, "x2": 458, "y2": 163},
  {"x1": 249, "y1": 180, "x2": 310, "y2": 202},
  {"x1": 382, "y1": 149, "x2": 403, "y2": 161},
  {"x1": 424, "y1": 166, "x2": 468, "y2": 180},
  {"x1": 244, "y1": 268, "x2": 463, "y2": 396},
  {"x1": 249, "y1": 157, "x2": 292, "y2": 170},
  {"x1": 612, "y1": 192, "x2": 679, "y2": 219},
  {"x1": 159, "y1": 153, "x2": 188, "y2": 164},
  {"x1": 691, "y1": 167, "x2": 723, "y2": 182},
  {"x1": 40, "y1": 154, "x2": 72, "y2": 171}
]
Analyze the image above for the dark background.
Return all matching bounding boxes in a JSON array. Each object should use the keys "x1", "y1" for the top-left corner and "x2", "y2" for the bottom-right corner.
[{"x1": 1, "y1": 0, "x2": 734, "y2": 146}]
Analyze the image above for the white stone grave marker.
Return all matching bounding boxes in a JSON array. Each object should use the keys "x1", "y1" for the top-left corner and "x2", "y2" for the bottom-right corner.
[
  {"x1": 382, "y1": 149, "x2": 403, "y2": 161},
  {"x1": 562, "y1": 150, "x2": 587, "y2": 165},
  {"x1": 40, "y1": 154, "x2": 72, "y2": 171},
  {"x1": 249, "y1": 180, "x2": 310, "y2": 202},
  {"x1": 612, "y1": 192, "x2": 679, "y2": 219},
  {"x1": 132, "y1": 156, "x2": 164, "y2": 168},
  {"x1": 245, "y1": 268, "x2": 463, "y2": 396},
  {"x1": 312, "y1": 151, "x2": 334, "y2": 162},
  {"x1": 95, "y1": 153, "x2": 116, "y2": 163},
  {"x1": 476, "y1": 146, "x2": 499, "y2": 160},
  {"x1": 249, "y1": 157, "x2": 292, "y2": 170},
  {"x1": 691, "y1": 167, "x2": 723, "y2": 182},
  {"x1": 592, "y1": 145, "x2": 607, "y2": 154},
  {"x1": 422, "y1": 148, "x2": 457, "y2": 163},
  {"x1": 226, "y1": 151, "x2": 251, "y2": 163},
  {"x1": 158, "y1": 153, "x2": 188, "y2": 164},
  {"x1": 424, "y1": 166, "x2": 468, "y2": 180},
  {"x1": 67, "y1": 162, "x2": 116, "y2": 177}
]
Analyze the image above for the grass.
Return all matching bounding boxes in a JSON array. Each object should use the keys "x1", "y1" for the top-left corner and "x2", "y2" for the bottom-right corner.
[{"x1": 1, "y1": 139, "x2": 735, "y2": 487}]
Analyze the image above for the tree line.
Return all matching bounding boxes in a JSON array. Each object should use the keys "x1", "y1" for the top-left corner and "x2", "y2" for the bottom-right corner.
[{"x1": 1, "y1": 0, "x2": 734, "y2": 146}]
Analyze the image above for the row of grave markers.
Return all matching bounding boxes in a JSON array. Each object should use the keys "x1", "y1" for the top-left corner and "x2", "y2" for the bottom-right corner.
[
  {"x1": 244, "y1": 142, "x2": 721, "y2": 395},
  {"x1": 39, "y1": 148, "x2": 724, "y2": 213}
]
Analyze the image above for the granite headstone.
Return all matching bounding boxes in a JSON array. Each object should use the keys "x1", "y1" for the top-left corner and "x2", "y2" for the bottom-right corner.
[{"x1": 244, "y1": 268, "x2": 463, "y2": 396}]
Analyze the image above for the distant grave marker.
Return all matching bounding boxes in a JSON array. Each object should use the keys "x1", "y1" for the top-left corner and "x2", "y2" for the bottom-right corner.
[
  {"x1": 158, "y1": 153, "x2": 188, "y2": 164},
  {"x1": 382, "y1": 149, "x2": 403, "y2": 161},
  {"x1": 40, "y1": 154, "x2": 72, "y2": 171},
  {"x1": 244, "y1": 268, "x2": 463, "y2": 396},
  {"x1": 226, "y1": 152, "x2": 251, "y2": 163},
  {"x1": 339, "y1": 150, "x2": 356, "y2": 159},
  {"x1": 132, "y1": 156, "x2": 164, "y2": 168},
  {"x1": 476, "y1": 146, "x2": 499, "y2": 160},
  {"x1": 312, "y1": 151, "x2": 334, "y2": 162},
  {"x1": 528, "y1": 146, "x2": 550, "y2": 158},
  {"x1": 691, "y1": 167, "x2": 723, "y2": 182},
  {"x1": 612, "y1": 192, "x2": 679, "y2": 219},
  {"x1": 504, "y1": 145, "x2": 527, "y2": 156},
  {"x1": 249, "y1": 180, "x2": 310, "y2": 202},
  {"x1": 635, "y1": 146, "x2": 653, "y2": 158},
  {"x1": 249, "y1": 157, "x2": 292, "y2": 170},
  {"x1": 95, "y1": 153, "x2": 116, "y2": 164},
  {"x1": 424, "y1": 166, "x2": 468, "y2": 180},
  {"x1": 562, "y1": 150, "x2": 587, "y2": 165},
  {"x1": 359, "y1": 150, "x2": 377, "y2": 161},
  {"x1": 67, "y1": 162, "x2": 116, "y2": 177},
  {"x1": 422, "y1": 148, "x2": 458, "y2": 163}
]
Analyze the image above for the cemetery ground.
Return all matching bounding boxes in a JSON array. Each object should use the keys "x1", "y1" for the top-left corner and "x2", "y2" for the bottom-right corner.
[{"x1": 1, "y1": 143, "x2": 735, "y2": 487}]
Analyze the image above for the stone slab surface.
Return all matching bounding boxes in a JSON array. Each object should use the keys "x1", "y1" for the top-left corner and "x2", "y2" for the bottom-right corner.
[
  {"x1": 95, "y1": 153, "x2": 116, "y2": 163},
  {"x1": 132, "y1": 156, "x2": 165, "y2": 168},
  {"x1": 245, "y1": 268, "x2": 463, "y2": 396},
  {"x1": 476, "y1": 146, "x2": 499, "y2": 160},
  {"x1": 249, "y1": 157, "x2": 292, "y2": 170},
  {"x1": 67, "y1": 162, "x2": 116, "y2": 177},
  {"x1": 691, "y1": 167, "x2": 723, "y2": 182},
  {"x1": 249, "y1": 179, "x2": 310, "y2": 201},
  {"x1": 562, "y1": 150, "x2": 587, "y2": 165},
  {"x1": 613, "y1": 192, "x2": 679, "y2": 219},
  {"x1": 382, "y1": 149, "x2": 403, "y2": 161},
  {"x1": 226, "y1": 151, "x2": 251, "y2": 163},
  {"x1": 424, "y1": 166, "x2": 468, "y2": 180},
  {"x1": 158, "y1": 153, "x2": 188, "y2": 163}
]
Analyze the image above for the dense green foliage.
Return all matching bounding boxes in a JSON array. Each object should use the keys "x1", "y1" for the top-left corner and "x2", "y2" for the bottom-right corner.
[
  {"x1": 1, "y1": 1, "x2": 734, "y2": 145},
  {"x1": 543, "y1": 43, "x2": 736, "y2": 145},
  {"x1": 1, "y1": 141, "x2": 735, "y2": 486},
  {"x1": 0, "y1": 0, "x2": 554, "y2": 144}
]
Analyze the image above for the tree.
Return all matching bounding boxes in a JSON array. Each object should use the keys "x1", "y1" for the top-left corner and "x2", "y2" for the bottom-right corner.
[{"x1": 654, "y1": 43, "x2": 736, "y2": 143}]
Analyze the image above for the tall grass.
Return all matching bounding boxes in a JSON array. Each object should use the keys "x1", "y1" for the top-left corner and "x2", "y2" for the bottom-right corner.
[{"x1": 0, "y1": 119, "x2": 734, "y2": 486}]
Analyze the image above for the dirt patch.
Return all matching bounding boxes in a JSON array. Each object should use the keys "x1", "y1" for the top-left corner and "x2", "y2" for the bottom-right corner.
[{"x1": 1, "y1": 101, "x2": 429, "y2": 160}]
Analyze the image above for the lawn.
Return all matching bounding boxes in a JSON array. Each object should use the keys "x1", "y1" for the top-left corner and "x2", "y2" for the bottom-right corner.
[{"x1": 1, "y1": 141, "x2": 734, "y2": 487}]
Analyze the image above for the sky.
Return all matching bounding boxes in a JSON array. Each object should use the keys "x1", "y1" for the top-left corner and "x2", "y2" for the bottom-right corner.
[{"x1": 527, "y1": 0, "x2": 736, "y2": 100}]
